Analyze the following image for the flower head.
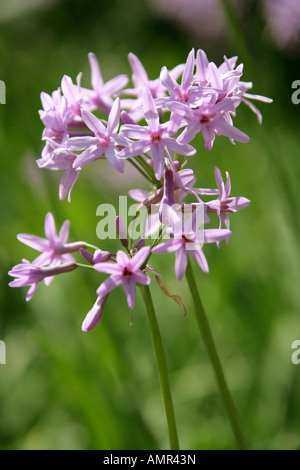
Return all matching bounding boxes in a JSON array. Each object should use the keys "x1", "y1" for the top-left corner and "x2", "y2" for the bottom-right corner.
[
  {"x1": 8, "y1": 260, "x2": 77, "y2": 301},
  {"x1": 206, "y1": 166, "x2": 251, "y2": 232},
  {"x1": 17, "y1": 212, "x2": 85, "y2": 270},
  {"x1": 94, "y1": 246, "x2": 151, "y2": 309},
  {"x1": 152, "y1": 227, "x2": 231, "y2": 280},
  {"x1": 119, "y1": 87, "x2": 196, "y2": 179},
  {"x1": 70, "y1": 98, "x2": 127, "y2": 173},
  {"x1": 84, "y1": 52, "x2": 129, "y2": 115}
]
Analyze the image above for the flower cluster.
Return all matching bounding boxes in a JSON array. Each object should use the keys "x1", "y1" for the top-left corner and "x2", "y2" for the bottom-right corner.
[{"x1": 9, "y1": 49, "x2": 272, "y2": 331}]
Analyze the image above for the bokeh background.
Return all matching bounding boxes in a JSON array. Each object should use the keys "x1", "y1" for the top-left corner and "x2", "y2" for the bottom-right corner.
[{"x1": 1, "y1": 0, "x2": 300, "y2": 450}]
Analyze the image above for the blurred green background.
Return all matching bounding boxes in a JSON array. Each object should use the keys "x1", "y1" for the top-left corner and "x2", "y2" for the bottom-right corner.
[{"x1": 1, "y1": 0, "x2": 300, "y2": 450}]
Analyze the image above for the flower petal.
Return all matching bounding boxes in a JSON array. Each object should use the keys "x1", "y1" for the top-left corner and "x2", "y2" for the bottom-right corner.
[
  {"x1": 94, "y1": 262, "x2": 121, "y2": 275},
  {"x1": 88, "y1": 52, "x2": 104, "y2": 90},
  {"x1": 44, "y1": 212, "x2": 57, "y2": 242},
  {"x1": 152, "y1": 239, "x2": 182, "y2": 254},
  {"x1": 129, "y1": 246, "x2": 150, "y2": 271},
  {"x1": 116, "y1": 250, "x2": 129, "y2": 267},
  {"x1": 59, "y1": 220, "x2": 70, "y2": 244},
  {"x1": 122, "y1": 277, "x2": 136, "y2": 309},
  {"x1": 96, "y1": 274, "x2": 123, "y2": 297},
  {"x1": 107, "y1": 98, "x2": 120, "y2": 136},
  {"x1": 175, "y1": 246, "x2": 187, "y2": 281},
  {"x1": 81, "y1": 109, "x2": 107, "y2": 135},
  {"x1": 142, "y1": 87, "x2": 159, "y2": 133},
  {"x1": 17, "y1": 234, "x2": 49, "y2": 252},
  {"x1": 188, "y1": 248, "x2": 209, "y2": 273}
]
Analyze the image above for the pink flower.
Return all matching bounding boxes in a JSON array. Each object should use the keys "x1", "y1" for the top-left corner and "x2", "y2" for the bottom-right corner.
[
  {"x1": 17, "y1": 212, "x2": 85, "y2": 271},
  {"x1": 8, "y1": 260, "x2": 77, "y2": 302},
  {"x1": 39, "y1": 88, "x2": 68, "y2": 141},
  {"x1": 129, "y1": 163, "x2": 212, "y2": 237},
  {"x1": 152, "y1": 228, "x2": 231, "y2": 280},
  {"x1": 206, "y1": 167, "x2": 250, "y2": 232},
  {"x1": 170, "y1": 95, "x2": 250, "y2": 150},
  {"x1": 121, "y1": 52, "x2": 184, "y2": 122},
  {"x1": 94, "y1": 246, "x2": 151, "y2": 309},
  {"x1": 37, "y1": 139, "x2": 81, "y2": 202},
  {"x1": 70, "y1": 98, "x2": 127, "y2": 173},
  {"x1": 83, "y1": 52, "x2": 129, "y2": 115},
  {"x1": 118, "y1": 87, "x2": 196, "y2": 179}
]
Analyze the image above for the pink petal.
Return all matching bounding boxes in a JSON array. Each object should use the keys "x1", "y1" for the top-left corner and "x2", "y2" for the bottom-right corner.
[
  {"x1": 107, "y1": 98, "x2": 120, "y2": 136},
  {"x1": 128, "y1": 52, "x2": 149, "y2": 87},
  {"x1": 208, "y1": 62, "x2": 223, "y2": 90},
  {"x1": 150, "y1": 143, "x2": 165, "y2": 180},
  {"x1": 224, "y1": 171, "x2": 231, "y2": 198},
  {"x1": 88, "y1": 52, "x2": 104, "y2": 90},
  {"x1": 81, "y1": 109, "x2": 106, "y2": 135},
  {"x1": 216, "y1": 119, "x2": 250, "y2": 143},
  {"x1": 17, "y1": 234, "x2": 49, "y2": 252},
  {"x1": 214, "y1": 166, "x2": 224, "y2": 195},
  {"x1": 188, "y1": 248, "x2": 209, "y2": 273},
  {"x1": 32, "y1": 251, "x2": 52, "y2": 266},
  {"x1": 160, "y1": 66, "x2": 179, "y2": 95},
  {"x1": 128, "y1": 189, "x2": 149, "y2": 202},
  {"x1": 129, "y1": 246, "x2": 150, "y2": 271},
  {"x1": 59, "y1": 220, "x2": 70, "y2": 244},
  {"x1": 26, "y1": 284, "x2": 38, "y2": 302},
  {"x1": 118, "y1": 140, "x2": 149, "y2": 159},
  {"x1": 196, "y1": 49, "x2": 209, "y2": 81},
  {"x1": 96, "y1": 274, "x2": 123, "y2": 297},
  {"x1": 175, "y1": 246, "x2": 187, "y2": 281},
  {"x1": 203, "y1": 228, "x2": 232, "y2": 244},
  {"x1": 152, "y1": 239, "x2": 182, "y2": 254},
  {"x1": 133, "y1": 271, "x2": 151, "y2": 286},
  {"x1": 116, "y1": 250, "x2": 129, "y2": 267},
  {"x1": 229, "y1": 196, "x2": 251, "y2": 212},
  {"x1": 142, "y1": 87, "x2": 159, "y2": 133},
  {"x1": 59, "y1": 167, "x2": 80, "y2": 202},
  {"x1": 122, "y1": 277, "x2": 136, "y2": 309},
  {"x1": 102, "y1": 74, "x2": 129, "y2": 95},
  {"x1": 181, "y1": 48, "x2": 195, "y2": 92},
  {"x1": 93, "y1": 262, "x2": 121, "y2": 275},
  {"x1": 61, "y1": 75, "x2": 77, "y2": 104},
  {"x1": 44, "y1": 212, "x2": 57, "y2": 242},
  {"x1": 105, "y1": 146, "x2": 124, "y2": 173}
]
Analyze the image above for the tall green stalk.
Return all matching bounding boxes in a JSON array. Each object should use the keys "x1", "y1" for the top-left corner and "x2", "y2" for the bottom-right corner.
[
  {"x1": 185, "y1": 259, "x2": 248, "y2": 450},
  {"x1": 139, "y1": 284, "x2": 180, "y2": 450}
]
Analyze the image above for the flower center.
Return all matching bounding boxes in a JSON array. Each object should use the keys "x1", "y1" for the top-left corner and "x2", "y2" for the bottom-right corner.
[
  {"x1": 200, "y1": 114, "x2": 211, "y2": 124},
  {"x1": 182, "y1": 233, "x2": 195, "y2": 243},
  {"x1": 123, "y1": 267, "x2": 132, "y2": 277},
  {"x1": 151, "y1": 132, "x2": 160, "y2": 143}
]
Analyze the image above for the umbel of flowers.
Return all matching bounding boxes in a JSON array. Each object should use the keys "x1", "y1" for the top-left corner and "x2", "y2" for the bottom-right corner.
[
  {"x1": 9, "y1": 48, "x2": 271, "y2": 328},
  {"x1": 9, "y1": 48, "x2": 272, "y2": 450}
]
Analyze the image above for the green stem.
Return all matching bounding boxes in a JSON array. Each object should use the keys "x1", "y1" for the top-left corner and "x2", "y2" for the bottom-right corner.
[
  {"x1": 139, "y1": 284, "x2": 180, "y2": 450},
  {"x1": 128, "y1": 158, "x2": 154, "y2": 184},
  {"x1": 84, "y1": 242, "x2": 102, "y2": 252},
  {"x1": 185, "y1": 258, "x2": 248, "y2": 450},
  {"x1": 135, "y1": 155, "x2": 158, "y2": 184}
]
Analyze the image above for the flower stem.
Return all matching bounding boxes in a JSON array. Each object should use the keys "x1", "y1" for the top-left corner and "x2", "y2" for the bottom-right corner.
[
  {"x1": 135, "y1": 155, "x2": 158, "y2": 184},
  {"x1": 185, "y1": 258, "x2": 248, "y2": 450},
  {"x1": 139, "y1": 284, "x2": 180, "y2": 450}
]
